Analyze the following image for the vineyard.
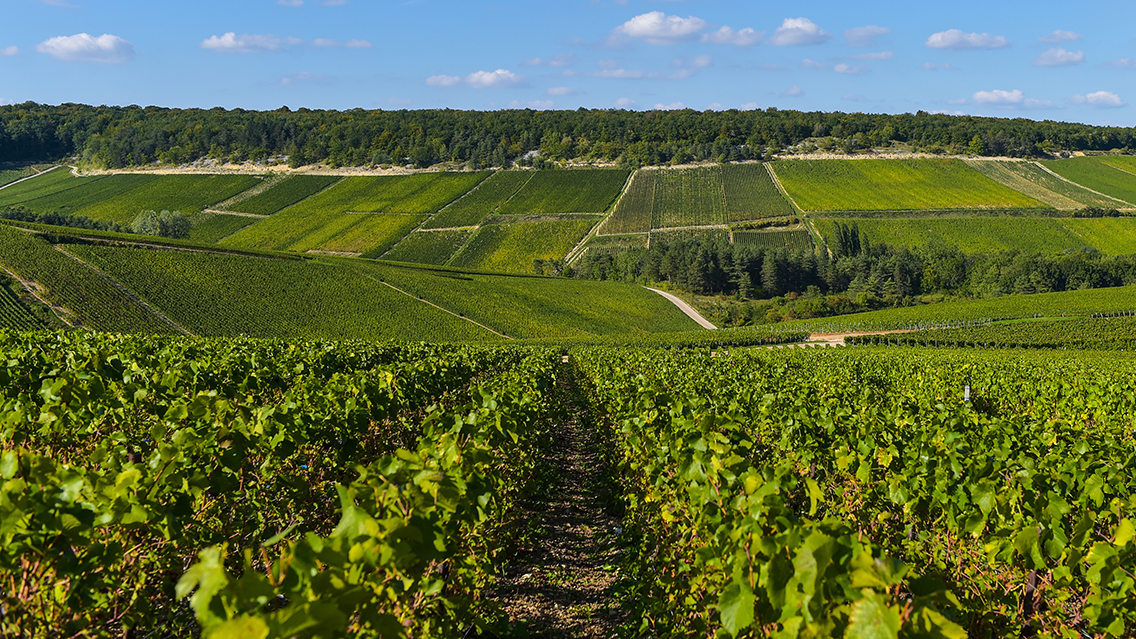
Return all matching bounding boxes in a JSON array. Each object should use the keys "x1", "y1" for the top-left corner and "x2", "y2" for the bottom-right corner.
[
  {"x1": 449, "y1": 217, "x2": 599, "y2": 274},
  {"x1": 0, "y1": 167, "x2": 102, "y2": 206},
  {"x1": 772, "y1": 159, "x2": 1047, "y2": 212},
  {"x1": 0, "y1": 279, "x2": 41, "y2": 331},
  {"x1": 495, "y1": 169, "x2": 628, "y2": 215},
  {"x1": 964, "y1": 159, "x2": 1126, "y2": 210},
  {"x1": 227, "y1": 174, "x2": 342, "y2": 215},
  {"x1": 816, "y1": 216, "x2": 1136, "y2": 255},
  {"x1": 382, "y1": 229, "x2": 473, "y2": 265},
  {"x1": 185, "y1": 211, "x2": 257, "y2": 244},
  {"x1": 1041, "y1": 157, "x2": 1136, "y2": 207},
  {"x1": 598, "y1": 169, "x2": 655, "y2": 235},
  {"x1": 723, "y1": 163, "x2": 796, "y2": 221},
  {"x1": 422, "y1": 171, "x2": 533, "y2": 228},
  {"x1": 849, "y1": 315, "x2": 1136, "y2": 350},
  {"x1": 733, "y1": 228, "x2": 814, "y2": 251}
]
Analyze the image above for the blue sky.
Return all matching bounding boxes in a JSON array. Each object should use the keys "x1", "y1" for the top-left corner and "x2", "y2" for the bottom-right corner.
[{"x1": 2, "y1": 0, "x2": 1135, "y2": 126}]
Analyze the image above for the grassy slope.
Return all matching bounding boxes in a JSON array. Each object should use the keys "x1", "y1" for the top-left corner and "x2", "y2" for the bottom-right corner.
[
  {"x1": 66, "y1": 244, "x2": 498, "y2": 341},
  {"x1": 0, "y1": 168, "x2": 105, "y2": 206},
  {"x1": 449, "y1": 218, "x2": 599, "y2": 273},
  {"x1": 422, "y1": 171, "x2": 531, "y2": 228},
  {"x1": 1043, "y1": 157, "x2": 1136, "y2": 207},
  {"x1": 965, "y1": 159, "x2": 1125, "y2": 209},
  {"x1": 382, "y1": 230, "x2": 472, "y2": 265},
  {"x1": 773, "y1": 158, "x2": 1047, "y2": 211},
  {"x1": 348, "y1": 260, "x2": 699, "y2": 338},
  {"x1": 816, "y1": 216, "x2": 1136, "y2": 255},
  {"x1": 228, "y1": 175, "x2": 342, "y2": 215},
  {"x1": 496, "y1": 169, "x2": 628, "y2": 214}
]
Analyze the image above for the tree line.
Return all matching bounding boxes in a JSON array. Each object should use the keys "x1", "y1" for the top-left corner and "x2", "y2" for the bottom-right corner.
[
  {"x1": 1, "y1": 102, "x2": 1134, "y2": 170},
  {"x1": 570, "y1": 234, "x2": 1136, "y2": 324}
]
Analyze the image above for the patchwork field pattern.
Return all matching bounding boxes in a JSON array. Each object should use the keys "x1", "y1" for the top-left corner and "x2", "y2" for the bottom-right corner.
[
  {"x1": 772, "y1": 158, "x2": 1047, "y2": 211},
  {"x1": 0, "y1": 170, "x2": 108, "y2": 208},
  {"x1": 722, "y1": 163, "x2": 796, "y2": 221},
  {"x1": 598, "y1": 169, "x2": 654, "y2": 235},
  {"x1": 816, "y1": 216, "x2": 1136, "y2": 254},
  {"x1": 381, "y1": 230, "x2": 472, "y2": 265},
  {"x1": 423, "y1": 171, "x2": 532, "y2": 228},
  {"x1": 345, "y1": 259, "x2": 697, "y2": 338},
  {"x1": 228, "y1": 175, "x2": 342, "y2": 216},
  {"x1": 1043, "y1": 157, "x2": 1136, "y2": 207},
  {"x1": 450, "y1": 217, "x2": 599, "y2": 273},
  {"x1": 66, "y1": 244, "x2": 497, "y2": 341},
  {"x1": 965, "y1": 159, "x2": 1126, "y2": 209},
  {"x1": 495, "y1": 169, "x2": 628, "y2": 214}
]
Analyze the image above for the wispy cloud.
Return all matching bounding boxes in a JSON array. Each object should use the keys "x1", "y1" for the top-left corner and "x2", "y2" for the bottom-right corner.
[
  {"x1": 1038, "y1": 30, "x2": 1081, "y2": 43},
  {"x1": 701, "y1": 26, "x2": 763, "y2": 46},
  {"x1": 784, "y1": 85, "x2": 803, "y2": 96},
  {"x1": 768, "y1": 18, "x2": 831, "y2": 46},
  {"x1": 801, "y1": 59, "x2": 827, "y2": 69},
  {"x1": 1102, "y1": 58, "x2": 1136, "y2": 69},
  {"x1": 427, "y1": 69, "x2": 527, "y2": 89},
  {"x1": 847, "y1": 51, "x2": 892, "y2": 61},
  {"x1": 1, "y1": 46, "x2": 19, "y2": 56},
  {"x1": 547, "y1": 87, "x2": 576, "y2": 96},
  {"x1": 311, "y1": 38, "x2": 372, "y2": 48},
  {"x1": 926, "y1": 29, "x2": 1009, "y2": 50},
  {"x1": 971, "y1": 89, "x2": 1054, "y2": 108},
  {"x1": 1035, "y1": 48, "x2": 1084, "y2": 66},
  {"x1": 834, "y1": 63, "x2": 868, "y2": 75},
  {"x1": 844, "y1": 25, "x2": 890, "y2": 47},
  {"x1": 522, "y1": 53, "x2": 577, "y2": 67},
  {"x1": 37, "y1": 33, "x2": 135, "y2": 63},
  {"x1": 277, "y1": 0, "x2": 303, "y2": 6},
  {"x1": 508, "y1": 100, "x2": 554, "y2": 110},
  {"x1": 614, "y1": 97, "x2": 636, "y2": 108},
  {"x1": 201, "y1": 33, "x2": 302, "y2": 52}
]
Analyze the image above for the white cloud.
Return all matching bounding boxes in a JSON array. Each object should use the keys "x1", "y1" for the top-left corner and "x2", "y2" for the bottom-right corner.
[
  {"x1": 844, "y1": 25, "x2": 890, "y2": 47},
  {"x1": 971, "y1": 89, "x2": 1055, "y2": 108},
  {"x1": 925, "y1": 29, "x2": 1009, "y2": 50},
  {"x1": 768, "y1": 18, "x2": 831, "y2": 46},
  {"x1": 653, "y1": 102, "x2": 686, "y2": 110},
  {"x1": 508, "y1": 100, "x2": 554, "y2": 110},
  {"x1": 201, "y1": 33, "x2": 302, "y2": 52},
  {"x1": 1035, "y1": 48, "x2": 1084, "y2": 66},
  {"x1": 522, "y1": 53, "x2": 576, "y2": 67},
  {"x1": 701, "y1": 26, "x2": 763, "y2": 46},
  {"x1": 0, "y1": 98, "x2": 11, "y2": 106},
  {"x1": 1, "y1": 46, "x2": 18, "y2": 56},
  {"x1": 739, "y1": 102, "x2": 760, "y2": 110},
  {"x1": 426, "y1": 74, "x2": 462, "y2": 87},
  {"x1": 1102, "y1": 58, "x2": 1136, "y2": 69},
  {"x1": 614, "y1": 97, "x2": 637, "y2": 108},
  {"x1": 548, "y1": 87, "x2": 575, "y2": 96},
  {"x1": 277, "y1": 0, "x2": 303, "y2": 5},
  {"x1": 848, "y1": 51, "x2": 892, "y2": 60},
  {"x1": 692, "y1": 54, "x2": 712, "y2": 68},
  {"x1": 801, "y1": 59, "x2": 827, "y2": 69},
  {"x1": 834, "y1": 63, "x2": 868, "y2": 75},
  {"x1": 311, "y1": 38, "x2": 372, "y2": 48},
  {"x1": 930, "y1": 109, "x2": 967, "y2": 116},
  {"x1": 784, "y1": 85, "x2": 803, "y2": 96},
  {"x1": 593, "y1": 68, "x2": 646, "y2": 79},
  {"x1": 706, "y1": 103, "x2": 723, "y2": 110},
  {"x1": 36, "y1": 33, "x2": 134, "y2": 63},
  {"x1": 616, "y1": 12, "x2": 707, "y2": 45},
  {"x1": 280, "y1": 72, "x2": 330, "y2": 86},
  {"x1": 1038, "y1": 30, "x2": 1081, "y2": 43},
  {"x1": 1072, "y1": 91, "x2": 1126, "y2": 107}
]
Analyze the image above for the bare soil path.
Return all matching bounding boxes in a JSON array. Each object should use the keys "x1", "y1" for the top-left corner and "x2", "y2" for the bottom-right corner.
[
  {"x1": 490, "y1": 363, "x2": 625, "y2": 638},
  {"x1": 645, "y1": 287, "x2": 717, "y2": 330}
]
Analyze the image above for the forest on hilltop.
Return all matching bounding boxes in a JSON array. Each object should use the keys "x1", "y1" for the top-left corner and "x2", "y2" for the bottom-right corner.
[{"x1": 1, "y1": 102, "x2": 1134, "y2": 169}]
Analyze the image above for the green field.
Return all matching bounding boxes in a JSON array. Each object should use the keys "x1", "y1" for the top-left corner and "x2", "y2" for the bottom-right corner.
[
  {"x1": 277, "y1": 173, "x2": 488, "y2": 217},
  {"x1": 1043, "y1": 157, "x2": 1136, "y2": 206},
  {"x1": 220, "y1": 207, "x2": 424, "y2": 255},
  {"x1": 0, "y1": 225, "x2": 179, "y2": 334},
  {"x1": 598, "y1": 170, "x2": 654, "y2": 235},
  {"x1": 0, "y1": 280, "x2": 42, "y2": 331},
  {"x1": 227, "y1": 175, "x2": 342, "y2": 215},
  {"x1": 422, "y1": 171, "x2": 532, "y2": 228},
  {"x1": 732, "y1": 229, "x2": 813, "y2": 251},
  {"x1": 0, "y1": 169, "x2": 106, "y2": 207},
  {"x1": 965, "y1": 159, "x2": 1126, "y2": 209},
  {"x1": 871, "y1": 315, "x2": 1136, "y2": 350},
  {"x1": 65, "y1": 244, "x2": 497, "y2": 341},
  {"x1": 4, "y1": 174, "x2": 262, "y2": 224},
  {"x1": 722, "y1": 163, "x2": 796, "y2": 220},
  {"x1": 344, "y1": 260, "x2": 698, "y2": 338},
  {"x1": 381, "y1": 230, "x2": 472, "y2": 265},
  {"x1": 649, "y1": 227, "x2": 731, "y2": 244},
  {"x1": 185, "y1": 211, "x2": 257, "y2": 244},
  {"x1": 449, "y1": 217, "x2": 599, "y2": 273},
  {"x1": 495, "y1": 169, "x2": 628, "y2": 214},
  {"x1": 816, "y1": 216, "x2": 1136, "y2": 254},
  {"x1": 0, "y1": 167, "x2": 38, "y2": 188},
  {"x1": 652, "y1": 166, "x2": 727, "y2": 228},
  {"x1": 1100, "y1": 155, "x2": 1136, "y2": 176},
  {"x1": 584, "y1": 233, "x2": 649, "y2": 250},
  {"x1": 773, "y1": 158, "x2": 1047, "y2": 211}
]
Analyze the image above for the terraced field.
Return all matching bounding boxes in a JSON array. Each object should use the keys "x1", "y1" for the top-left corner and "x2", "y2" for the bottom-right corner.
[
  {"x1": 227, "y1": 175, "x2": 342, "y2": 215},
  {"x1": 598, "y1": 170, "x2": 654, "y2": 235},
  {"x1": 1043, "y1": 157, "x2": 1136, "y2": 206},
  {"x1": 381, "y1": 230, "x2": 472, "y2": 265},
  {"x1": 773, "y1": 158, "x2": 1046, "y2": 211},
  {"x1": 816, "y1": 216, "x2": 1136, "y2": 254},
  {"x1": 343, "y1": 259, "x2": 697, "y2": 338},
  {"x1": 449, "y1": 217, "x2": 599, "y2": 273},
  {"x1": 495, "y1": 169, "x2": 628, "y2": 214},
  {"x1": 965, "y1": 159, "x2": 1126, "y2": 209},
  {"x1": 423, "y1": 171, "x2": 531, "y2": 228},
  {"x1": 722, "y1": 163, "x2": 796, "y2": 220}
]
